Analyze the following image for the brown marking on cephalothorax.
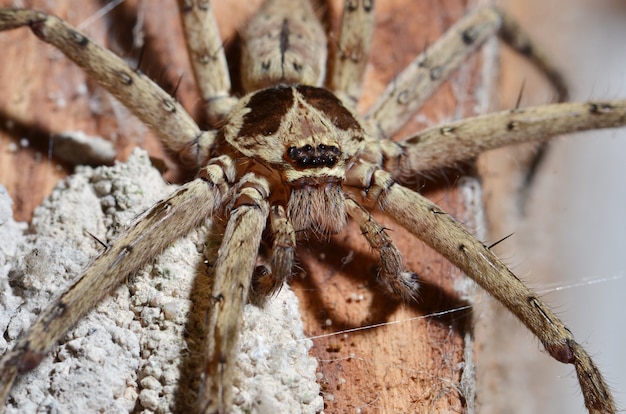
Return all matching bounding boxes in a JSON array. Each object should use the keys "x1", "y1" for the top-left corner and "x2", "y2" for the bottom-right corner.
[
  {"x1": 296, "y1": 85, "x2": 362, "y2": 131},
  {"x1": 239, "y1": 85, "x2": 294, "y2": 138}
]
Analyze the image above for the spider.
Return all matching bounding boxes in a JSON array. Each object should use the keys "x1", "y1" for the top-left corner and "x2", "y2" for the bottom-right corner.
[{"x1": 0, "y1": 0, "x2": 623, "y2": 413}]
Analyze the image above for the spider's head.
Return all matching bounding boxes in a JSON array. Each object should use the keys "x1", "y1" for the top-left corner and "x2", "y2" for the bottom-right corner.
[{"x1": 224, "y1": 84, "x2": 366, "y2": 238}]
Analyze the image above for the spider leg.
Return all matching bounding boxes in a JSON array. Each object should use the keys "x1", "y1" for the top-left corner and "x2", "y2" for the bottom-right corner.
[
  {"x1": 250, "y1": 205, "x2": 296, "y2": 302},
  {"x1": 0, "y1": 9, "x2": 216, "y2": 169},
  {"x1": 178, "y1": 0, "x2": 237, "y2": 123},
  {"x1": 378, "y1": 100, "x2": 626, "y2": 180},
  {"x1": 328, "y1": 0, "x2": 375, "y2": 109},
  {"x1": 197, "y1": 174, "x2": 270, "y2": 413},
  {"x1": 0, "y1": 160, "x2": 231, "y2": 408},
  {"x1": 365, "y1": 7, "x2": 567, "y2": 139},
  {"x1": 347, "y1": 164, "x2": 615, "y2": 414},
  {"x1": 345, "y1": 197, "x2": 419, "y2": 301},
  {"x1": 497, "y1": 11, "x2": 568, "y2": 101}
]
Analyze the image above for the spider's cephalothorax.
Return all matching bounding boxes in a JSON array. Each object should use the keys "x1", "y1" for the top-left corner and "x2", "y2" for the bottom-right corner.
[
  {"x1": 224, "y1": 84, "x2": 366, "y2": 237},
  {"x1": 0, "y1": 1, "x2": 624, "y2": 413}
]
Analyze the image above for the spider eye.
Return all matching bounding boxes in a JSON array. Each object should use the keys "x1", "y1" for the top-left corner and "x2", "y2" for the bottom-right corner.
[
  {"x1": 287, "y1": 146, "x2": 298, "y2": 158},
  {"x1": 285, "y1": 143, "x2": 341, "y2": 168}
]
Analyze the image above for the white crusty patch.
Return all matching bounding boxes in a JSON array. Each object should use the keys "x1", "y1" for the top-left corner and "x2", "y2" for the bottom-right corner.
[{"x1": 0, "y1": 149, "x2": 322, "y2": 414}]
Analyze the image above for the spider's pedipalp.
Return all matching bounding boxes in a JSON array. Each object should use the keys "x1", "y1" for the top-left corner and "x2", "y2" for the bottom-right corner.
[
  {"x1": 268, "y1": 205, "x2": 296, "y2": 283},
  {"x1": 250, "y1": 204, "x2": 296, "y2": 302},
  {"x1": 345, "y1": 198, "x2": 419, "y2": 301}
]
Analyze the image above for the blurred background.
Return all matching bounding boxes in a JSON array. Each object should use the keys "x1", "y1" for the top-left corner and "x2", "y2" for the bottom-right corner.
[{"x1": 482, "y1": 0, "x2": 626, "y2": 412}]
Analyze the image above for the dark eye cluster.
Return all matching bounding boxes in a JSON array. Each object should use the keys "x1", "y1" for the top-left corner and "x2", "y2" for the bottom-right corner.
[{"x1": 286, "y1": 143, "x2": 341, "y2": 168}]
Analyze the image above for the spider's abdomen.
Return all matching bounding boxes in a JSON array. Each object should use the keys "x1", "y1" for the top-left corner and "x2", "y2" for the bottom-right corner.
[{"x1": 240, "y1": 0, "x2": 327, "y2": 91}]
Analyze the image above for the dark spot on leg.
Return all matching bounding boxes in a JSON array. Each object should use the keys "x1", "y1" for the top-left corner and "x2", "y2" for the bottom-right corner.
[
  {"x1": 69, "y1": 29, "x2": 89, "y2": 46},
  {"x1": 116, "y1": 71, "x2": 133, "y2": 85},
  {"x1": 162, "y1": 98, "x2": 177, "y2": 113},
  {"x1": 462, "y1": 27, "x2": 478, "y2": 45},
  {"x1": 440, "y1": 126, "x2": 456, "y2": 135},
  {"x1": 588, "y1": 102, "x2": 613, "y2": 114},
  {"x1": 430, "y1": 66, "x2": 442, "y2": 81},
  {"x1": 544, "y1": 339, "x2": 575, "y2": 364},
  {"x1": 397, "y1": 90, "x2": 409, "y2": 105},
  {"x1": 519, "y1": 43, "x2": 533, "y2": 56},
  {"x1": 18, "y1": 347, "x2": 46, "y2": 373}
]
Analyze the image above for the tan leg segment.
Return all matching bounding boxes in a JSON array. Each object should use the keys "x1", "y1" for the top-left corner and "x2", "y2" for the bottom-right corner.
[
  {"x1": 365, "y1": 7, "x2": 569, "y2": 139},
  {"x1": 359, "y1": 167, "x2": 615, "y2": 414},
  {"x1": 198, "y1": 175, "x2": 270, "y2": 413},
  {"x1": 498, "y1": 11, "x2": 568, "y2": 101},
  {"x1": 381, "y1": 100, "x2": 626, "y2": 179},
  {"x1": 0, "y1": 167, "x2": 227, "y2": 408},
  {"x1": 177, "y1": 0, "x2": 237, "y2": 123},
  {"x1": 0, "y1": 9, "x2": 216, "y2": 169},
  {"x1": 328, "y1": 0, "x2": 375, "y2": 109}
]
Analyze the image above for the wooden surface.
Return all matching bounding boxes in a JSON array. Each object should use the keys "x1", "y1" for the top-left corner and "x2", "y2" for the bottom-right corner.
[{"x1": 0, "y1": 1, "x2": 492, "y2": 412}]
